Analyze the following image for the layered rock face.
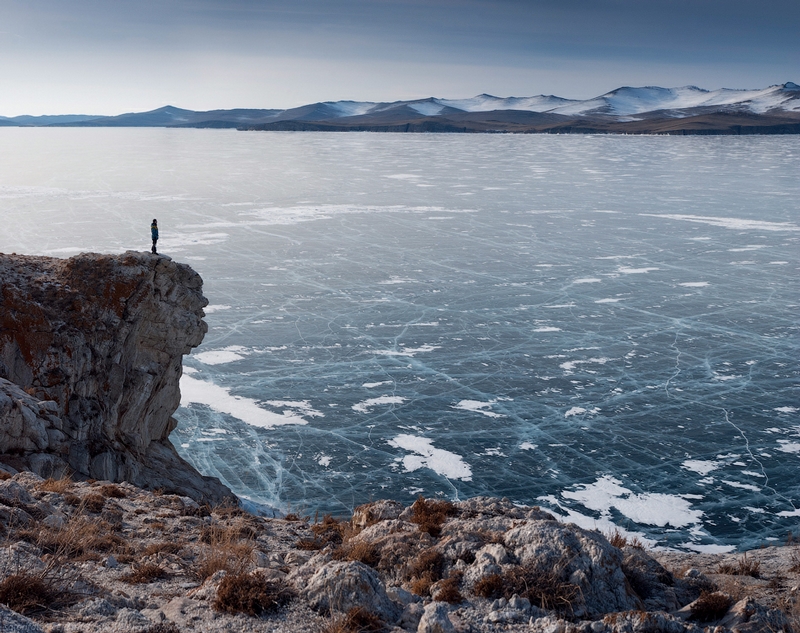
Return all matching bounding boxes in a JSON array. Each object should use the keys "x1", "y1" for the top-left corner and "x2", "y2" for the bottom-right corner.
[{"x1": 0, "y1": 251, "x2": 230, "y2": 503}]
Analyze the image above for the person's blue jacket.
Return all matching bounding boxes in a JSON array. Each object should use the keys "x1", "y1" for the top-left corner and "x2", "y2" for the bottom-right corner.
[{"x1": 151, "y1": 223, "x2": 159, "y2": 240}]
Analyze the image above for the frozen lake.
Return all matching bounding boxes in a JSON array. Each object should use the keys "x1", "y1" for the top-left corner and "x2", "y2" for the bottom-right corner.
[{"x1": 1, "y1": 128, "x2": 798, "y2": 551}]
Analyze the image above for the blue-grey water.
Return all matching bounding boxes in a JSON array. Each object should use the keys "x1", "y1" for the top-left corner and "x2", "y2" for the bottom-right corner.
[{"x1": 1, "y1": 128, "x2": 798, "y2": 552}]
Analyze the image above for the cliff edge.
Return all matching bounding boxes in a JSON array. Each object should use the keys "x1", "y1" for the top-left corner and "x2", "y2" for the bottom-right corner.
[{"x1": 0, "y1": 251, "x2": 231, "y2": 503}]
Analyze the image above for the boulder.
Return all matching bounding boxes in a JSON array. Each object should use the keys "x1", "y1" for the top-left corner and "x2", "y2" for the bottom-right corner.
[
  {"x1": 717, "y1": 597, "x2": 793, "y2": 633},
  {"x1": 352, "y1": 499, "x2": 404, "y2": 528},
  {"x1": 0, "y1": 605, "x2": 46, "y2": 633},
  {"x1": 303, "y1": 560, "x2": 401, "y2": 622},
  {"x1": 504, "y1": 520, "x2": 642, "y2": 618},
  {"x1": 417, "y1": 602, "x2": 456, "y2": 633}
]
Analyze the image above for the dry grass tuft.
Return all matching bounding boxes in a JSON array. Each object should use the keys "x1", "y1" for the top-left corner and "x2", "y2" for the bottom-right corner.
[
  {"x1": 213, "y1": 572, "x2": 294, "y2": 616},
  {"x1": 690, "y1": 591, "x2": 732, "y2": 622},
  {"x1": 38, "y1": 476, "x2": 73, "y2": 494},
  {"x1": 717, "y1": 554, "x2": 760, "y2": 578},
  {"x1": 0, "y1": 572, "x2": 60, "y2": 615},
  {"x1": 82, "y1": 493, "x2": 106, "y2": 513},
  {"x1": 99, "y1": 484, "x2": 127, "y2": 498},
  {"x1": 409, "y1": 497, "x2": 457, "y2": 538},
  {"x1": 194, "y1": 520, "x2": 257, "y2": 580},
  {"x1": 606, "y1": 529, "x2": 644, "y2": 550},
  {"x1": 405, "y1": 548, "x2": 445, "y2": 596},
  {"x1": 298, "y1": 514, "x2": 358, "y2": 551},
  {"x1": 19, "y1": 515, "x2": 123, "y2": 561},
  {"x1": 506, "y1": 565, "x2": 579, "y2": 614},
  {"x1": 121, "y1": 563, "x2": 169, "y2": 584},
  {"x1": 472, "y1": 564, "x2": 578, "y2": 614},
  {"x1": 434, "y1": 574, "x2": 464, "y2": 604},
  {"x1": 332, "y1": 540, "x2": 381, "y2": 568},
  {"x1": 143, "y1": 542, "x2": 184, "y2": 557},
  {"x1": 473, "y1": 573, "x2": 505, "y2": 599},
  {"x1": 0, "y1": 471, "x2": 12, "y2": 481},
  {"x1": 607, "y1": 529, "x2": 628, "y2": 549},
  {"x1": 323, "y1": 606, "x2": 385, "y2": 633}
]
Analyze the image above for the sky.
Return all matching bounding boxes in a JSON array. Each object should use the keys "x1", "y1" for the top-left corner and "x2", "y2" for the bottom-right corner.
[{"x1": 1, "y1": 0, "x2": 798, "y2": 116}]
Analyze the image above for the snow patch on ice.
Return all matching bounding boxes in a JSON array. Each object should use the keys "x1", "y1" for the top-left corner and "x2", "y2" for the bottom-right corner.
[
  {"x1": 453, "y1": 400, "x2": 505, "y2": 418},
  {"x1": 561, "y1": 475, "x2": 703, "y2": 528},
  {"x1": 564, "y1": 406, "x2": 600, "y2": 418},
  {"x1": 618, "y1": 267, "x2": 659, "y2": 274},
  {"x1": 777, "y1": 440, "x2": 800, "y2": 454},
  {"x1": 560, "y1": 357, "x2": 610, "y2": 372},
  {"x1": 371, "y1": 345, "x2": 440, "y2": 357},
  {"x1": 723, "y1": 480, "x2": 761, "y2": 492},
  {"x1": 180, "y1": 375, "x2": 308, "y2": 429},
  {"x1": 352, "y1": 396, "x2": 407, "y2": 413},
  {"x1": 682, "y1": 460, "x2": 721, "y2": 476},
  {"x1": 389, "y1": 434, "x2": 472, "y2": 480},
  {"x1": 193, "y1": 345, "x2": 249, "y2": 365}
]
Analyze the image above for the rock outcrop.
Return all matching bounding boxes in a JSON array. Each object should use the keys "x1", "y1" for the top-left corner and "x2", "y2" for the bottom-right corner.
[{"x1": 0, "y1": 251, "x2": 230, "y2": 502}]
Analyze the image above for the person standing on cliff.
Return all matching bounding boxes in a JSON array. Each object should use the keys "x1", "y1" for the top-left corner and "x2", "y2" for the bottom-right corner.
[{"x1": 151, "y1": 219, "x2": 159, "y2": 254}]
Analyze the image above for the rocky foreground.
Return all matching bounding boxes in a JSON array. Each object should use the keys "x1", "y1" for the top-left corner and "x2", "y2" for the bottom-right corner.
[{"x1": 0, "y1": 471, "x2": 798, "y2": 633}]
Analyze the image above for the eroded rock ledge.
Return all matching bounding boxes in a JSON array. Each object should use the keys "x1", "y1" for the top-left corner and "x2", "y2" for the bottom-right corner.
[{"x1": 0, "y1": 251, "x2": 231, "y2": 503}]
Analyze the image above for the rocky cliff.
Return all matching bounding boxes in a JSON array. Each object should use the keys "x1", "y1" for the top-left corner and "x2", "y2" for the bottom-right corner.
[{"x1": 0, "y1": 251, "x2": 231, "y2": 503}]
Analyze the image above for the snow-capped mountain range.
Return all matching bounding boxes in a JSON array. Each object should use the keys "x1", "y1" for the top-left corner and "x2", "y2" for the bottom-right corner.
[
  {"x1": 333, "y1": 82, "x2": 800, "y2": 119},
  {"x1": 2, "y1": 83, "x2": 799, "y2": 134}
]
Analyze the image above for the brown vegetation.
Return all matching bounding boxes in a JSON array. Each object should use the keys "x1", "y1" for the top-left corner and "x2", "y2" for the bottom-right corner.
[
  {"x1": 19, "y1": 515, "x2": 123, "y2": 561},
  {"x1": 332, "y1": 540, "x2": 381, "y2": 568},
  {"x1": 409, "y1": 496, "x2": 457, "y2": 537},
  {"x1": 473, "y1": 573, "x2": 504, "y2": 599},
  {"x1": 406, "y1": 548, "x2": 445, "y2": 596},
  {"x1": 717, "y1": 554, "x2": 761, "y2": 578},
  {"x1": 323, "y1": 606, "x2": 385, "y2": 633},
  {"x1": 121, "y1": 563, "x2": 169, "y2": 584},
  {"x1": 213, "y1": 572, "x2": 295, "y2": 616},
  {"x1": 606, "y1": 529, "x2": 644, "y2": 550},
  {"x1": 690, "y1": 591, "x2": 733, "y2": 622},
  {"x1": 82, "y1": 493, "x2": 106, "y2": 513},
  {"x1": 434, "y1": 574, "x2": 464, "y2": 604},
  {"x1": 0, "y1": 572, "x2": 61, "y2": 615},
  {"x1": 38, "y1": 476, "x2": 73, "y2": 494},
  {"x1": 472, "y1": 564, "x2": 579, "y2": 615},
  {"x1": 98, "y1": 484, "x2": 127, "y2": 498}
]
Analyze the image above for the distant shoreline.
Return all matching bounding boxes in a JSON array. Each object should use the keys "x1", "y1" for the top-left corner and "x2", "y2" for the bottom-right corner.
[{"x1": 3, "y1": 82, "x2": 799, "y2": 135}]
